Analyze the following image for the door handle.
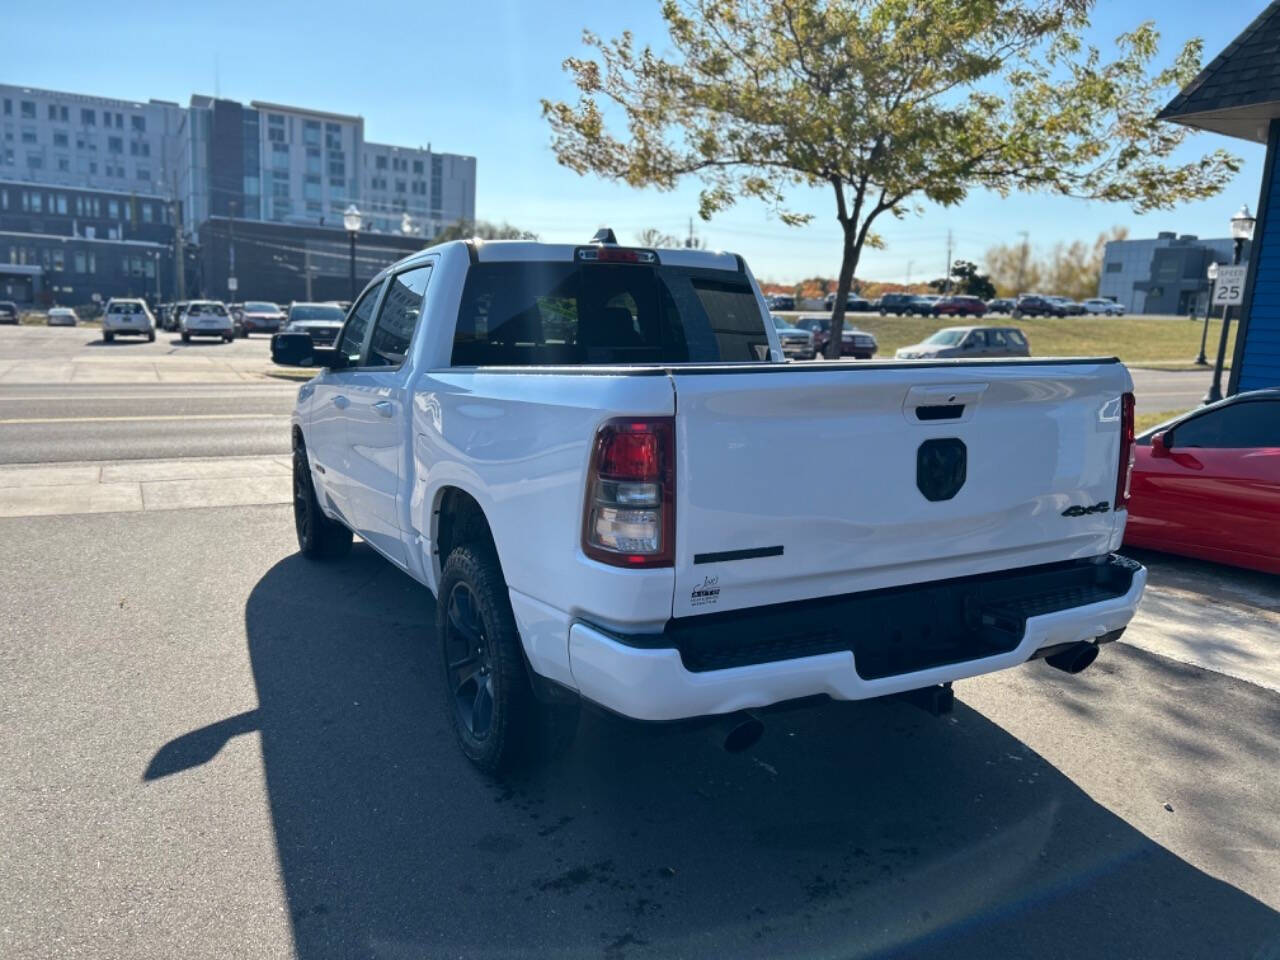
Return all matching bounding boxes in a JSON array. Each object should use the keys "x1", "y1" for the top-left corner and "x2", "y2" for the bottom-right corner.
[
  {"x1": 373, "y1": 401, "x2": 394, "y2": 418},
  {"x1": 333, "y1": 395, "x2": 349, "y2": 410}
]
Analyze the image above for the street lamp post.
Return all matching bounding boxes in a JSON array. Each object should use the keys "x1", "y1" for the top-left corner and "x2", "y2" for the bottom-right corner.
[
  {"x1": 1204, "y1": 204, "x2": 1255, "y2": 404},
  {"x1": 1196, "y1": 261, "x2": 1218, "y2": 366},
  {"x1": 343, "y1": 204, "x2": 363, "y2": 301}
]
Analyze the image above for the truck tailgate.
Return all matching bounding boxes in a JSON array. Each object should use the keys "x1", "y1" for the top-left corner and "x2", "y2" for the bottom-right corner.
[{"x1": 670, "y1": 360, "x2": 1131, "y2": 618}]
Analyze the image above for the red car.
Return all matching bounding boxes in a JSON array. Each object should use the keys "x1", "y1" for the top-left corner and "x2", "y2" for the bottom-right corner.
[
  {"x1": 1124, "y1": 389, "x2": 1280, "y2": 574},
  {"x1": 932, "y1": 295, "x2": 987, "y2": 318}
]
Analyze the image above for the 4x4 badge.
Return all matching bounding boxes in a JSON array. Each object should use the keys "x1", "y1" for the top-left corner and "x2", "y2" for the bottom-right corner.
[{"x1": 1061, "y1": 501, "x2": 1110, "y2": 517}]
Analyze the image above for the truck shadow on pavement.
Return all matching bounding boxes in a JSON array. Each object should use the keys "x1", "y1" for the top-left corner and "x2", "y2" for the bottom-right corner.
[{"x1": 152, "y1": 544, "x2": 1280, "y2": 960}]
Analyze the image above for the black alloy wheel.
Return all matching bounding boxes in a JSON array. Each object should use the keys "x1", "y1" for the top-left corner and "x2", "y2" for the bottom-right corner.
[{"x1": 444, "y1": 581, "x2": 496, "y2": 740}]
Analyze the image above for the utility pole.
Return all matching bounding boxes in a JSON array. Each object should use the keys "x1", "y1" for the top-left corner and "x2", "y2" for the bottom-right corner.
[
  {"x1": 944, "y1": 229, "x2": 953, "y2": 294},
  {"x1": 172, "y1": 199, "x2": 186, "y2": 302},
  {"x1": 1015, "y1": 230, "x2": 1030, "y2": 293}
]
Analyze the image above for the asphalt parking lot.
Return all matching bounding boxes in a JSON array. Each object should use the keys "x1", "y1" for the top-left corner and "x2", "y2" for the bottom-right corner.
[{"x1": 0, "y1": 326, "x2": 1276, "y2": 959}]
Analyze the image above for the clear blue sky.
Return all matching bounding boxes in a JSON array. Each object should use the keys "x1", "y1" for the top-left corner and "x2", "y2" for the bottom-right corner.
[{"x1": 4, "y1": 0, "x2": 1268, "y2": 283}]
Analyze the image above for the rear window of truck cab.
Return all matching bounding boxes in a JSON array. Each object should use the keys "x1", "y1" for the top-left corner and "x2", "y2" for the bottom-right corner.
[{"x1": 451, "y1": 261, "x2": 769, "y2": 365}]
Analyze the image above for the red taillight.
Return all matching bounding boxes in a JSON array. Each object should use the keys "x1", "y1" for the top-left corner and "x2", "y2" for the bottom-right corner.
[
  {"x1": 582, "y1": 417, "x2": 674, "y2": 568},
  {"x1": 574, "y1": 246, "x2": 658, "y2": 264},
  {"x1": 1116, "y1": 391, "x2": 1136, "y2": 510}
]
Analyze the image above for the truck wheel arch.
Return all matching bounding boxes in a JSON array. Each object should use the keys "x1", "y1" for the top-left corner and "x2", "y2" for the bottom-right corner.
[{"x1": 434, "y1": 486, "x2": 499, "y2": 577}]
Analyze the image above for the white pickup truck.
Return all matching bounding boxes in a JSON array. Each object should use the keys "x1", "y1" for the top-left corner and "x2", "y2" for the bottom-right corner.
[{"x1": 272, "y1": 232, "x2": 1146, "y2": 773}]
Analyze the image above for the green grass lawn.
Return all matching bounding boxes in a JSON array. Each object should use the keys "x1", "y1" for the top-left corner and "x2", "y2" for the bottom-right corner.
[{"x1": 781, "y1": 311, "x2": 1237, "y2": 367}]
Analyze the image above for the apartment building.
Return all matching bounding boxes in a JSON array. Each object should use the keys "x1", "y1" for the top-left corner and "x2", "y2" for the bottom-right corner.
[{"x1": 0, "y1": 81, "x2": 476, "y2": 305}]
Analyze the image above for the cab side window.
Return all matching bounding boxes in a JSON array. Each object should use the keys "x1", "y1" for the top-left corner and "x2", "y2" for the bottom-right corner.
[
  {"x1": 1174, "y1": 401, "x2": 1280, "y2": 449},
  {"x1": 367, "y1": 264, "x2": 433, "y2": 368},
  {"x1": 338, "y1": 281, "x2": 385, "y2": 363}
]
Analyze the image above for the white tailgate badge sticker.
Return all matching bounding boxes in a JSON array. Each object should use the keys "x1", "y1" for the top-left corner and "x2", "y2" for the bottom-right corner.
[{"x1": 691, "y1": 575, "x2": 720, "y2": 608}]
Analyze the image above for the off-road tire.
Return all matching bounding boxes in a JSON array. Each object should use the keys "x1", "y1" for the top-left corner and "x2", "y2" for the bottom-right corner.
[
  {"x1": 437, "y1": 543, "x2": 578, "y2": 775},
  {"x1": 292, "y1": 442, "x2": 353, "y2": 560}
]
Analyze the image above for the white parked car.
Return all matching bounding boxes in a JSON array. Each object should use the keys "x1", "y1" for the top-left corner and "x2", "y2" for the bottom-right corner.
[
  {"x1": 46, "y1": 307, "x2": 77, "y2": 327},
  {"x1": 102, "y1": 299, "x2": 155, "y2": 342},
  {"x1": 180, "y1": 300, "x2": 234, "y2": 343},
  {"x1": 1082, "y1": 298, "x2": 1126, "y2": 316},
  {"x1": 272, "y1": 231, "x2": 1146, "y2": 773}
]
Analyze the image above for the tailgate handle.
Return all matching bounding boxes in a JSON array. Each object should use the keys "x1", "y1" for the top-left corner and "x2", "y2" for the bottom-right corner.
[{"x1": 903, "y1": 383, "x2": 987, "y2": 424}]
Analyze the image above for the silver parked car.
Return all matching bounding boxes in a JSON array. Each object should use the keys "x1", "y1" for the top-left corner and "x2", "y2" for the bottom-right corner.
[
  {"x1": 770, "y1": 313, "x2": 815, "y2": 360},
  {"x1": 896, "y1": 325, "x2": 1031, "y2": 359}
]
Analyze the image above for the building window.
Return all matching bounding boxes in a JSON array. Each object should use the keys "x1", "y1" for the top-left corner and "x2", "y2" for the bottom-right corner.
[
  {"x1": 375, "y1": 155, "x2": 387, "y2": 170},
  {"x1": 53, "y1": 131, "x2": 68, "y2": 148},
  {"x1": 27, "y1": 153, "x2": 43, "y2": 171},
  {"x1": 114, "y1": 112, "x2": 124, "y2": 129},
  {"x1": 0, "y1": 189, "x2": 5, "y2": 209},
  {"x1": 305, "y1": 147, "x2": 321, "y2": 175},
  {"x1": 1105, "y1": 262, "x2": 1122, "y2": 274},
  {"x1": 74, "y1": 251, "x2": 87, "y2": 273},
  {"x1": 88, "y1": 161, "x2": 97, "y2": 175},
  {"x1": 21, "y1": 100, "x2": 36, "y2": 119},
  {"x1": 30, "y1": 192, "x2": 43, "y2": 212},
  {"x1": 325, "y1": 122, "x2": 342, "y2": 150},
  {"x1": 329, "y1": 176, "x2": 345, "y2": 192},
  {"x1": 131, "y1": 115, "x2": 145, "y2": 132},
  {"x1": 271, "y1": 142, "x2": 289, "y2": 170},
  {"x1": 303, "y1": 177, "x2": 321, "y2": 200},
  {"x1": 2, "y1": 99, "x2": 10, "y2": 116},
  {"x1": 81, "y1": 108, "x2": 96, "y2": 126},
  {"x1": 57, "y1": 156, "x2": 70, "y2": 172},
  {"x1": 272, "y1": 179, "x2": 290, "y2": 199},
  {"x1": 55, "y1": 194, "x2": 67, "y2": 214},
  {"x1": 268, "y1": 114, "x2": 286, "y2": 143},
  {"x1": 108, "y1": 199, "x2": 120, "y2": 218},
  {"x1": 327, "y1": 155, "x2": 344, "y2": 177},
  {"x1": 413, "y1": 159, "x2": 424, "y2": 175},
  {"x1": 395, "y1": 180, "x2": 406, "y2": 193},
  {"x1": 52, "y1": 248, "x2": 64, "y2": 271},
  {"x1": 48, "y1": 104, "x2": 58, "y2": 121},
  {"x1": 21, "y1": 128, "x2": 37, "y2": 144},
  {"x1": 141, "y1": 202, "x2": 153, "y2": 222},
  {"x1": 137, "y1": 167, "x2": 150, "y2": 181},
  {"x1": 107, "y1": 136, "x2": 123, "y2": 154},
  {"x1": 303, "y1": 120, "x2": 321, "y2": 145}
]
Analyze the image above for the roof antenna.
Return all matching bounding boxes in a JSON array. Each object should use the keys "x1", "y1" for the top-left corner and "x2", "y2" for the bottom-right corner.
[{"x1": 591, "y1": 227, "x2": 617, "y2": 244}]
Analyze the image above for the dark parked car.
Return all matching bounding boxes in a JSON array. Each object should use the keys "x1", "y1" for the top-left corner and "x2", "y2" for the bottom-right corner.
[
  {"x1": 1048, "y1": 296, "x2": 1085, "y2": 316},
  {"x1": 903, "y1": 295, "x2": 941, "y2": 316},
  {"x1": 986, "y1": 297, "x2": 1016, "y2": 314},
  {"x1": 767, "y1": 294, "x2": 795, "y2": 311},
  {"x1": 932, "y1": 295, "x2": 987, "y2": 318},
  {"x1": 279, "y1": 301, "x2": 347, "y2": 346},
  {"x1": 1013, "y1": 295, "x2": 1066, "y2": 318},
  {"x1": 0, "y1": 301, "x2": 19, "y2": 324},
  {"x1": 823, "y1": 292, "x2": 872, "y2": 312},
  {"x1": 878, "y1": 293, "x2": 917, "y2": 315}
]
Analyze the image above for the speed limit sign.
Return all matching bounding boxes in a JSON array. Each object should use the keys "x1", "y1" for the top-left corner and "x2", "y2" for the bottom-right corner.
[{"x1": 1212, "y1": 265, "x2": 1248, "y2": 306}]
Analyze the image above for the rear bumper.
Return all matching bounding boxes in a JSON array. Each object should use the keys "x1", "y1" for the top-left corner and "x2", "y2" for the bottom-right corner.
[{"x1": 566, "y1": 554, "x2": 1146, "y2": 721}]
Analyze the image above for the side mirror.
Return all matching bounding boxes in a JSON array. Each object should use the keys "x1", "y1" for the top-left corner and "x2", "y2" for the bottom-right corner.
[
  {"x1": 271, "y1": 332, "x2": 315, "y2": 367},
  {"x1": 1150, "y1": 431, "x2": 1172, "y2": 457}
]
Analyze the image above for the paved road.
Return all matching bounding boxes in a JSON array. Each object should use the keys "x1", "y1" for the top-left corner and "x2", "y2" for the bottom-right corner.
[
  {"x1": 1127, "y1": 366, "x2": 1213, "y2": 415},
  {"x1": 0, "y1": 323, "x2": 274, "y2": 361},
  {"x1": 0, "y1": 383, "x2": 295, "y2": 462},
  {"x1": 0, "y1": 505, "x2": 1276, "y2": 960}
]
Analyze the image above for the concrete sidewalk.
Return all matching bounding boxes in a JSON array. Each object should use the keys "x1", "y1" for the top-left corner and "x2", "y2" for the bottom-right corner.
[{"x1": 0, "y1": 455, "x2": 291, "y2": 518}]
